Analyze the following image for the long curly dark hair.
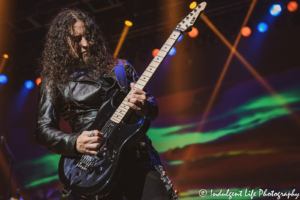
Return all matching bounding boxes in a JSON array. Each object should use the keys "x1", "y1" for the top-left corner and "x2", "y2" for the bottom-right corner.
[{"x1": 40, "y1": 8, "x2": 115, "y2": 98}]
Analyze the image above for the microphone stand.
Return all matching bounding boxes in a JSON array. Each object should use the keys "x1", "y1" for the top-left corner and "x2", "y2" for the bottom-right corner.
[{"x1": 0, "y1": 135, "x2": 16, "y2": 200}]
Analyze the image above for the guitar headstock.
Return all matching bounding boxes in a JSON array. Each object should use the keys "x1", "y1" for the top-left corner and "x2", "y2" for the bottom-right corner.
[{"x1": 176, "y1": 2, "x2": 207, "y2": 32}]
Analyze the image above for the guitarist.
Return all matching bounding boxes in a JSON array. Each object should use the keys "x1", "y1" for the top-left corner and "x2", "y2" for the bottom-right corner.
[{"x1": 35, "y1": 9, "x2": 177, "y2": 200}]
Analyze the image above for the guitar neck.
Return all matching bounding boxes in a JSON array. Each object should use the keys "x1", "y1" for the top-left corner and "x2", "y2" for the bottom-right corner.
[{"x1": 110, "y1": 30, "x2": 182, "y2": 124}]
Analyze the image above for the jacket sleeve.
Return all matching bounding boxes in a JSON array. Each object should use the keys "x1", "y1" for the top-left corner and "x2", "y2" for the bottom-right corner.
[
  {"x1": 34, "y1": 82, "x2": 81, "y2": 156},
  {"x1": 123, "y1": 60, "x2": 159, "y2": 122}
]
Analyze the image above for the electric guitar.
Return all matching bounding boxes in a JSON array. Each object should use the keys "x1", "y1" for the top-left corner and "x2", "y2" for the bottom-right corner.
[{"x1": 58, "y1": 2, "x2": 207, "y2": 199}]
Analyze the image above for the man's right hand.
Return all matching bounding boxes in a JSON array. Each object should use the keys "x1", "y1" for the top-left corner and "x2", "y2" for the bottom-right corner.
[{"x1": 76, "y1": 130, "x2": 105, "y2": 155}]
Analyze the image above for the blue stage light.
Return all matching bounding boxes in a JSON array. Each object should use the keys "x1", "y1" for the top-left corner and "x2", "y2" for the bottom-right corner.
[
  {"x1": 257, "y1": 22, "x2": 268, "y2": 33},
  {"x1": 25, "y1": 80, "x2": 34, "y2": 89},
  {"x1": 270, "y1": 4, "x2": 282, "y2": 16},
  {"x1": 177, "y1": 35, "x2": 183, "y2": 42},
  {"x1": 0, "y1": 74, "x2": 8, "y2": 84},
  {"x1": 168, "y1": 47, "x2": 177, "y2": 56}
]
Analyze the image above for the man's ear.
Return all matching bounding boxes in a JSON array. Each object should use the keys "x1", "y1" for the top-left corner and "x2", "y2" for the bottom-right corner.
[{"x1": 67, "y1": 37, "x2": 79, "y2": 58}]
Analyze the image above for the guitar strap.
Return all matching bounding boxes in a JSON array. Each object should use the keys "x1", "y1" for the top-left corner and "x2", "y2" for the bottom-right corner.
[{"x1": 113, "y1": 60, "x2": 129, "y2": 93}]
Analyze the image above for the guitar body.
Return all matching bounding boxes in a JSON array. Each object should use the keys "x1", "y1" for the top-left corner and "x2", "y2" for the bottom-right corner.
[{"x1": 58, "y1": 89, "x2": 151, "y2": 197}]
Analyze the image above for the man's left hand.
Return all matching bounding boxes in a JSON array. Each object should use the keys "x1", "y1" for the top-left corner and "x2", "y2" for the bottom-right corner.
[{"x1": 127, "y1": 82, "x2": 149, "y2": 117}]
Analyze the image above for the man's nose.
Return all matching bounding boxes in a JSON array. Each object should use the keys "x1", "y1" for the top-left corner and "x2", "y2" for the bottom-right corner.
[{"x1": 80, "y1": 37, "x2": 88, "y2": 47}]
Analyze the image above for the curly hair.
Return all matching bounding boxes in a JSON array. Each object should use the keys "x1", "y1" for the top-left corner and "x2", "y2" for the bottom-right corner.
[{"x1": 40, "y1": 8, "x2": 115, "y2": 99}]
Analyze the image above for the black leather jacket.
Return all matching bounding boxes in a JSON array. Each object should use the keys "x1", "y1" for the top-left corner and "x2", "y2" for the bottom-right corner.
[{"x1": 34, "y1": 60, "x2": 162, "y2": 168}]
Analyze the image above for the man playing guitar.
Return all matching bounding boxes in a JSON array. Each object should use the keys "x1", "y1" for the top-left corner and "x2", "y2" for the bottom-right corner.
[{"x1": 35, "y1": 8, "x2": 177, "y2": 200}]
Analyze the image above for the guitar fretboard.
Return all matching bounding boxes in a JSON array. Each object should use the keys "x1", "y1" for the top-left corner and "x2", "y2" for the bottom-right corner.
[{"x1": 110, "y1": 30, "x2": 182, "y2": 123}]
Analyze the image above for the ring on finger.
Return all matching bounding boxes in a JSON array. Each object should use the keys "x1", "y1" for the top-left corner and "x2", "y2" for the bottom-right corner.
[{"x1": 89, "y1": 131, "x2": 94, "y2": 137}]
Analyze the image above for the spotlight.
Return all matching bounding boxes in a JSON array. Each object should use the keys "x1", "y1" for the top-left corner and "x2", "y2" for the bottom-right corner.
[
  {"x1": 125, "y1": 20, "x2": 133, "y2": 27},
  {"x1": 188, "y1": 27, "x2": 199, "y2": 38},
  {"x1": 287, "y1": 1, "x2": 298, "y2": 12},
  {"x1": 270, "y1": 4, "x2": 282, "y2": 16},
  {"x1": 177, "y1": 35, "x2": 183, "y2": 42},
  {"x1": 36, "y1": 77, "x2": 41, "y2": 86},
  {"x1": 0, "y1": 74, "x2": 8, "y2": 84},
  {"x1": 152, "y1": 49, "x2": 160, "y2": 57},
  {"x1": 25, "y1": 80, "x2": 34, "y2": 89},
  {"x1": 241, "y1": 26, "x2": 251, "y2": 37},
  {"x1": 168, "y1": 47, "x2": 177, "y2": 56},
  {"x1": 190, "y1": 2, "x2": 197, "y2": 10},
  {"x1": 257, "y1": 22, "x2": 268, "y2": 33},
  {"x1": 3, "y1": 54, "x2": 8, "y2": 59}
]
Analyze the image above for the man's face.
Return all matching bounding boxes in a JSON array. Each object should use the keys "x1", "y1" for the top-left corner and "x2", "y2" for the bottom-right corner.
[{"x1": 69, "y1": 20, "x2": 89, "y2": 61}]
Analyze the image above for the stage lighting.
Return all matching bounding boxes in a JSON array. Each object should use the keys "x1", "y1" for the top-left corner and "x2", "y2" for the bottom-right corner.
[
  {"x1": 36, "y1": 77, "x2": 41, "y2": 86},
  {"x1": 0, "y1": 74, "x2": 8, "y2": 84},
  {"x1": 177, "y1": 35, "x2": 183, "y2": 42},
  {"x1": 188, "y1": 27, "x2": 199, "y2": 38},
  {"x1": 287, "y1": 1, "x2": 298, "y2": 12},
  {"x1": 190, "y1": 2, "x2": 197, "y2": 9},
  {"x1": 270, "y1": 4, "x2": 282, "y2": 16},
  {"x1": 25, "y1": 80, "x2": 34, "y2": 89},
  {"x1": 241, "y1": 26, "x2": 251, "y2": 37},
  {"x1": 152, "y1": 49, "x2": 160, "y2": 57},
  {"x1": 168, "y1": 47, "x2": 177, "y2": 56},
  {"x1": 125, "y1": 20, "x2": 133, "y2": 27},
  {"x1": 257, "y1": 22, "x2": 268, "y2": 33},
  {"x1": 3, "y1": 54, "x2": 8, "y2": 59}
]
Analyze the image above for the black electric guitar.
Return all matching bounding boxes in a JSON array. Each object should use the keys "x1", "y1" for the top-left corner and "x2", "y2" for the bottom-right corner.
[{"x1": 58, "y1": 2, "x2": 207, "y2": 198}]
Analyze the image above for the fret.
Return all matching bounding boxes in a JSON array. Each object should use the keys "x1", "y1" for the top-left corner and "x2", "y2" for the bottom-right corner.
[
  {"x1": 150, "y1": 61, "x2": 160, "y2": 68},
  {"x1": 145, "y1": 70, "x2": 154, "y2": 75},
  {"x1": 113, "y1": 113, "x2": 124, "y2": 119},
  {"x1": 110, "y1": 117, "x2": 121, "y2": 123},
  {"x1": 139, "y1": 78, "x2": 147, "y2": 83},
  {"x1": 169, "y1": 31, "x2": 181, "y2": 40},
  {"x1": 117, "y1": 107, "x2": 128, "y2": 112},
  {"x1": 147, "y1": 67, "x2": 156, "y2": 72},
  {"x1": 141, "y1": 74, "x2": 150, "y2": 79},
  {"x1": 133, "y1": 84, "x2": 143, "y2": 90},
  {"x1": 116, "y1": 108, "x2": 127, "y2": 114},
  {"x1": 113, "y1": 112, "x2": 124, "y2": 117},
  {"x1": 121, "y1": 101, "x2": 129, "y2": 107},
  {"x1": 154, "y1": 56, "x2": 163, "y2": 62},
  {"x1": 157, "y1": 50, "x2": 167, "y2": 57},
  {"x1": 136, "y1": 81, "x2": 145, "y2": 87},
  {"x1": 143, "y1": 71, "x2": 153, "y2": 77},
  {"x1": 121, "y1": 103, "x2": 129, "y2": 109},
  {"x1": 140, "y1": 75, "x2": 150, "y2": 81},
  {"x1": 165, "y1": 38, "x2": 175, "y2": 46},
  {"x1": 161, "y1": 45, "x2": 171, "y2": 52}
]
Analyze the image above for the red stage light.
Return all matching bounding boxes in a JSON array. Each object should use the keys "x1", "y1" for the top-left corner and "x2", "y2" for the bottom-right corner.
[
  {"x1": 152, "y1": 49, "x2": 160, "y2": 57},
  {"x1": 188, "y1": 27, "x2": 199, "y2": 38},
  {"x1": 287, "y1": 1, "x2": 298, "y2": 12},
  {"x1": 241, "y1": 26, "x2": 251, "y2": 37},
  {"x1": 36, "y1": 77, "x2": 41, "y2": 86}
]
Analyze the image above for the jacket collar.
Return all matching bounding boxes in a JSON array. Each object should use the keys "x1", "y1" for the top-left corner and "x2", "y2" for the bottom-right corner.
[{"x1": 68, "y1": 71, "x2": 98, "y2": 83}]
